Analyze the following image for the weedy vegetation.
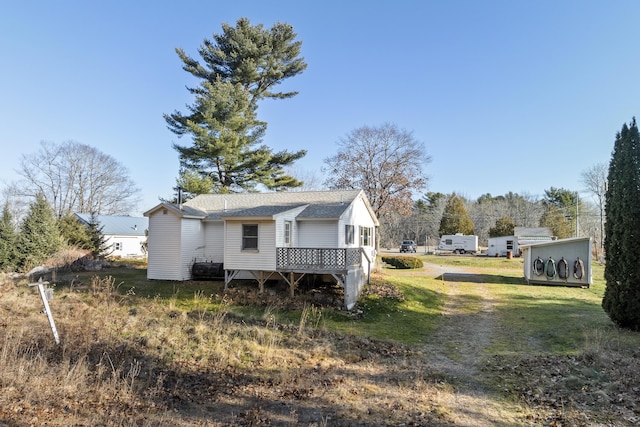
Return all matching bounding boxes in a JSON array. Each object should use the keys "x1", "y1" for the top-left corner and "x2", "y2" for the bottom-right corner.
[{"x1": 0, "y1": 255, "x2": 638, "y2": 426}]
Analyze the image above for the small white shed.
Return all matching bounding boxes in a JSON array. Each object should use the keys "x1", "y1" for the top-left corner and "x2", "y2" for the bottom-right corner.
[
  {"x1": 521, "y1": 237, "x2": 592, "y2": 287},
  {"x1": 487, "y1": 236, "x2": 518, "y2": 257}
]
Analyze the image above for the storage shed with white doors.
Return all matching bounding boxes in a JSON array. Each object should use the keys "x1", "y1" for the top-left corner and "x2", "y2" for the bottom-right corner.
[
  {"x1": 75, "y1": 213, "x2": 148, "y2": 258},
  {"x1": 521, "y1": 237, "x2": 592, "y2": 287},
  {"x1": 144, "y1": 190, "x2": 379, "y2": 309}
]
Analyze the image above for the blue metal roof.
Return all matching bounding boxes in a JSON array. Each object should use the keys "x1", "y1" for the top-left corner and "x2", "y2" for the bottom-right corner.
[{"x1": 74, "y1": 213, "x2": 148, "y2": 236}]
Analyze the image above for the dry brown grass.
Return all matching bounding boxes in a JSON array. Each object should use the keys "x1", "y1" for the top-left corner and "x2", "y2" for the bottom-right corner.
[
  {"x1": 3, "y1": 262, "x2": 640, "y2": 426},
  {"x1": 0, "y1": 275, "x2": 449, "y2": 426}
]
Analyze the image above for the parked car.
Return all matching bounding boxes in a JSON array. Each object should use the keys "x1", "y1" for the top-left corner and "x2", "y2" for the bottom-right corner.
[{"x1": 400, "y1": 240, "x2": 417, "y2": 253}]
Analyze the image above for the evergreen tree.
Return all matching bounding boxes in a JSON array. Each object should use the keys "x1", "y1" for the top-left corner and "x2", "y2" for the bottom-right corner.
[
  {"x1": 165, "y1": 18, "x2": 307, "y2": 193},
  {"x1": 488, "y1": 216, "x2": 516, "y2": 237},
  {"x1": 541, "y1": 187, "x2": 582, "y2": 239},
  {"x1": 15, "y1": 193, "x2": 63, "y2": 270},
  {"x1": 57, "y1": 213, "x2": 92, "y2": 249},
  {"x1": 539, "y1": 206, "x2": 572, "y2": 239},
  {"x1": 0, "y1": 202, "x2": 17, "y2": 271},
  {"x1": 87, "y1": 213, "x2": 111, "y2": 259},
  {"x1": 602, "y1": 118, "x2": 640, "y2": 329},
  {"x1": 439, "y1": 194, "x2": 474, "y2": 236}
]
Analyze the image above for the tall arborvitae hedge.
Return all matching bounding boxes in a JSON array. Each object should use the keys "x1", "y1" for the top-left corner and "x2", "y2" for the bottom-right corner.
[{"x1": 602, "y1": 118, "x2": 640, "y2": 329}]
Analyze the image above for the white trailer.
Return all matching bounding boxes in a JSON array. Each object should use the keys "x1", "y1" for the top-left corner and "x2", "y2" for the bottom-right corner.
[{"x1": 438, "y1": 234, "x2": 479, "y2": 254}]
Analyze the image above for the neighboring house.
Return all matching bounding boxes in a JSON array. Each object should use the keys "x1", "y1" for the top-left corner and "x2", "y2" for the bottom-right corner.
[
  {"x1": 514, "y1": 227, "x2": 554, "y2": 245},
  {"x1": 143, "y1": 190, "x2": 379, "y2": 309},
  {"x1": 75, "y1": 213, "x2": 149, "y2": 258},
  {"x1": 486, "y1": 236, "x2": 518, "y2": 257},
  {"x1": 488, "y1": 227, "x2": 554, "y2": 257}
]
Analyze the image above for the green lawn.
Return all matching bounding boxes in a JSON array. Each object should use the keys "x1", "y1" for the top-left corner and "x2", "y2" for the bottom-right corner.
[{"x1": 53, "y1": 256, "x2": 636, "y2": 355}]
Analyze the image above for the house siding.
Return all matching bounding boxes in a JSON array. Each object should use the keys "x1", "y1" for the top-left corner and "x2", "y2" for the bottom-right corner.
[
  {"x1": 224, "y1": 220, "x2": 277, "y2": 270},
  {"x1": 275, "y1": 206, "x2": 306, "y2": 247},
  {"x1": 203, "y1": 221, "x2": 224, "y2": 262},
  {"x1": 105, "y1": 235, "x2": 147, "y2": 258},
  {"x1": 179, "y1": 219, "x2": 204, "y2": 280},
  {"x1": 147, "y1": 210, "x2": 182, "y2": 280},
  {"x1": 298, "y1": 221, "x2": 337, "y2": 247}
]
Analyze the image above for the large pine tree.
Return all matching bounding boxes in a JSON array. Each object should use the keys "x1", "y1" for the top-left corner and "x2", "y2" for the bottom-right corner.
[
  {"x1": 0, "y1": 203, "x2": 17, "y2": 271},
  {"x1": 439, "y1": 194, "x2": 474, "y2": 236},
  {"x1": 165, "y1": 18, "x2": 308, "y2": 194},
  {"x1": 602, "y1": 118, "x2": 640, "y2": 329},
  {"x1": 15, "y1": 193, "x2": 64, "y2": 270}
]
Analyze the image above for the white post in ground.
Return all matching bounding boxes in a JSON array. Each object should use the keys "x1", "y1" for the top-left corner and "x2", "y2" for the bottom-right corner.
[{"x1": 28, "y1": 279, "x2": 60, "y2": 345}]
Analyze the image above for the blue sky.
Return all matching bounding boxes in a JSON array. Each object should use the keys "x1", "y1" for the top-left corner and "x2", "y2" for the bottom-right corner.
[{"x1": 1, "y1": 1, "x2": 638, "y2": 215}]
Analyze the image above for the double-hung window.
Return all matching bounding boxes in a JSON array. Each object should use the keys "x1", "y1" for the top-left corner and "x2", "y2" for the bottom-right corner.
[
  {"x1": 284, "y1": 221, "x2": 292, "y2": 245},
  {"x1": 242, "y1": 224, "x2": 259, "y2": 250},
  {"x1": 359, "y1": 226, "x2": 372, "y2": 246},
  {"x1": 345, "y1": 224, "x2": 354, "y2": 245}
]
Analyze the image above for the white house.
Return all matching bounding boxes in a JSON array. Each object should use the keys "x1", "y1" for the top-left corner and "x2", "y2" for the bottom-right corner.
[
  {"x1": 75, "y1": 213, "x2": 148, "y2": 258},
  {"x1": 143, "y1": 190, "x2": 379, "y2": 309},
  {"x1": 487, "y1": 227, "x2": 554, "y2": 257}
]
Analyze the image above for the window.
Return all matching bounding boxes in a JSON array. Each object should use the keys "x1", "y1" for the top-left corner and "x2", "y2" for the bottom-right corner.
[
  {"x1": 113, "y1": 242, "x2": 122, "y2": 251},
  {"x1": 445, "y1": 239, "x2": 453, "y2": 245},
  {"x1": 284, "y1": 221, "x2": 292, "y2": 245},
  {"x1": 506, "y1": 240, "x2": 514, "y2": 250},
  {"x1": 359, "y1": 226, "x2": 372, "y2": 246},
  {"x1": 345, "y1": 224, "x2": 354, "y2": 244},
  {"x1": 242, "y1": 224, "x2": 259, "y2": 250}
]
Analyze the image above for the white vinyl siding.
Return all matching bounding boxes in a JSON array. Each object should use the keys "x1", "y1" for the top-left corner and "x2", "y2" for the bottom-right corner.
[
  {"x1": 104, "y1": 235, "x2": 147, "y2": 258},
  {"x1": 179, "y1": 219, "x2": 204, "y2": 280},
  {"x1": 298, "y1": 221, "x2": 337, "y2": 247},
  {"x1": 224, "y1": 221, "x2": 276, "y2": 270},
  {"x1": 274, "y1": 206, "x2": 305, "y2": 247},
  {"x1": 203, "y1": 221, "x2": 224, "y2": 262},
  {"x1": 337, "y1": 195, "x2": 375, "y2": 249},
  {"x1": 147, "y1": 210, "x2": 182, "y2": 280}
]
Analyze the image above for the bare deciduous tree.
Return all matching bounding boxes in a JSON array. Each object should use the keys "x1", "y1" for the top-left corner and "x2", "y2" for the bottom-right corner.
[
  {"x1": 14, "y1": 141, "x2": 140, "y2": 218},
  {"x1": 323, "y1": 123, "x2": 430, "y2": 220},
  {"x1": 581, "y1": 162, "x2": 607, "y2": 250}
]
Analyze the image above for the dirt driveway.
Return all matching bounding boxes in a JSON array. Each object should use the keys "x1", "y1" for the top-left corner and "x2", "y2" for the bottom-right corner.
[{"x1": 417, "y1": 262, "x2": 525, "y2": 426}]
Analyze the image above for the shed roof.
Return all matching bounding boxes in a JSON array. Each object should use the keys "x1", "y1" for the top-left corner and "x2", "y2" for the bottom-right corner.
[
  {"x1": 75, "y1": 213, "x2": 148, "y2": 236},
  {"x1": 514, "y1": 227, "x2": 553, "y2": 237}
]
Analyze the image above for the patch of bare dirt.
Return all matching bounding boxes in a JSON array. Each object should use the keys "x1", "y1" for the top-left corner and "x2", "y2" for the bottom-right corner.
[{"x1": 420, "y1": 263, "x2": 525, "y2": 426}]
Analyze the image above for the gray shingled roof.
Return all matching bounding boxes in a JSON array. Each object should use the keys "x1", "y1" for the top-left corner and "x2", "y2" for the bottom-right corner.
[
  {"x1": 185, "y1": 190, "x2": 362, "y2": 212},
  {"x1": 217, "y1": 204, "x2": 306, "y2": 219},
  {"x1": 296, "y1": 203, "x2": 351, "y2": 219},
  {"x1": 144, "y1": 190, "x2": 378, "y2": 224},
  {"x1": 184, "y1": 190, "x2": 364, "y2": 221}
]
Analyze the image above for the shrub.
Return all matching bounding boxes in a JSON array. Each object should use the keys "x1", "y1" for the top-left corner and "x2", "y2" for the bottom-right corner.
[{"x1": 381, "y1": 256, "x2": 423, "y2": 269}]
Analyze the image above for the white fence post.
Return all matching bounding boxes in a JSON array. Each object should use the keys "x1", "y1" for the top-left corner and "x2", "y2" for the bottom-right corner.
[{"x1": 28, "y1": 279, "x2": 60, "y2": 345}]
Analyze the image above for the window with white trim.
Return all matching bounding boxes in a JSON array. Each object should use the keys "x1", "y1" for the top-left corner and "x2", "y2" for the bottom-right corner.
[
  {"x1": 113, "y1": 242, "x2": 122, "y2": 251},
  {"x1": 345, "y1": 224, "x2": 354, "y2": 244},
  {"x1": 242, "y1": 224, "x2": 259, "y2": 250},
  {"x1": 359, "y1": 226, "x2": 372, "y2": 246},
  {"x1": 284, "y1": 221, "x2": 292, "y2": 245}
]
